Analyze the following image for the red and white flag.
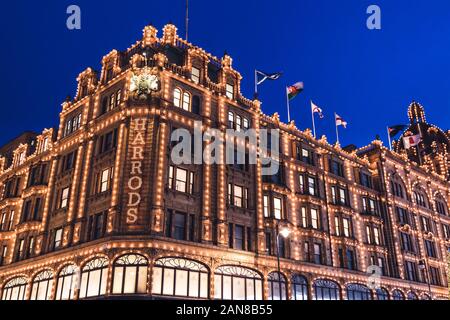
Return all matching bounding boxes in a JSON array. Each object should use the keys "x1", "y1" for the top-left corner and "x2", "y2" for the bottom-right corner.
[
  {"x1": 335, "y1": 113, "x2": 347, "y2": 128},
  {"x1": 311, "y1": 101, "x2": 324, "y2": 119},
  {"x1": 403, "y1": 134, "x2": 421, "y2": 149}
]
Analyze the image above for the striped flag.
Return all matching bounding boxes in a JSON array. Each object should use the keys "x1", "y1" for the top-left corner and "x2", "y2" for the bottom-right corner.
[
  {"x1": 311, "y1": 101, "x2": 324, "y2": 119},
  {"x1": 335, "y1": 114, "x2": 348, "y2": 128},
  {"x1": 287, "y1": 82, "x2": 304, "y2": 100}
]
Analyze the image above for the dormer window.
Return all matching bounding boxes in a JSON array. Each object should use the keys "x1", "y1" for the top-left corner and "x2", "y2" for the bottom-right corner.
[
  {"x1": 191, "y1": 67, "x2": 200, "y2": 84},
  {"x1": 18, "y1": 151, "x2": 26, "y2": 166},
  {"x1": 100, "y1": 89, "x2": 122, "y2": 115},
  {"x1": 226, "y1": 83, "x2": 234, "y2": 99},
  {"x1": 106, "y1": 67, "x2": 114, "y2": 82}
]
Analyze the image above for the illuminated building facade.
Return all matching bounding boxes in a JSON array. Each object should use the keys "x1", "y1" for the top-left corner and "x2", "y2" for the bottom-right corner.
[{"x1": 0, "y1": 23, "x2": 449, "y2": 300}]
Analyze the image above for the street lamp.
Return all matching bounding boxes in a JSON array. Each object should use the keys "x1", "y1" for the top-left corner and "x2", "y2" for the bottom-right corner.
[
  {"x1": 275, "y1": 222, "x2": 291, "y2": 300},
  {"x1": 418, "y1": 259, "x2": 432, "y2": 300}
]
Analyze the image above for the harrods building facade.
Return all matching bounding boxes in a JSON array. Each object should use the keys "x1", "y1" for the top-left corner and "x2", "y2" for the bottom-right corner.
[{"x1": 0, "y1": 24, "x2": 449, "y2": 301}]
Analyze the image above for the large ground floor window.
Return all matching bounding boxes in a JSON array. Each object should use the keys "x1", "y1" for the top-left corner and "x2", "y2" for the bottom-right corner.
[
  {"x1": 30, "y1": 270, "x2": 54, "y2": 300},
  {"x1": 313, "y1": 279, "x2": 340, "y2": 300},
  {"x1": 214, "y1": 265, "x2": 263, "y2": 300},
  {"x1": 112, "y1": 254, "x2": 148, "y2": 295},
  {"x1": 346, "y1": 283, "x2": 372, "y2": 300},
  {"x1": 79, "y1": 257, "x2": 108, "y2": 299},
  {"x1": 55, "y1": 265, "x2": 78, "y2": 300},
  {"x1": 292, "y1": 274, "x2": 309, "y2": 300},
  {"x1": 2, "y1": 277, "x2": 28, "y2": 301},
  {"x1": 268, "y1": 272, "x2": 287, "y2": 300},
  {"x1": 152, "y1": 257, "x2": 209, "y2": 298}
]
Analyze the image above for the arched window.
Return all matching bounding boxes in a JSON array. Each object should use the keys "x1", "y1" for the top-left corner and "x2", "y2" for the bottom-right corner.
[
  {"x1": 267, "y1": 272, "x2": 287, "y2": 300},
  {"x1": 79, "y1": 257, "x2": 108, "y2": 299},
  {"x1": 346, "y1": 283, "x2": 372, "y2": 300},
  {"x1": 392, "y1": 289, "x2": 405, "y2": 300},
  {"x1": 435, "y1": 195, "x2": 447, "y2": 216},
  {"x1": 413, "y1": 187, "x2": 428, "y2": 208},
  {"x1": 376, "y1": 287, "x2": 389, "y2": 300},
  {"x1": 173, "y1": 88, "x2": 182, "y2": 108},
  {"x1": 313, "y1": 279, "x2": 340, "y2": 300},
  {"x1": 182, "y1": 92, "x2": 191, "y2": 111},
  {"x1": 152, "y1": 257, "x2": 209, "y2": 299},
  {"x1": 112, "y1": 254, "x2": 148, "y2": 295},
  {"x1": 407, "y1": 291, "x2": 418, "y2": 300},
  {"x1": 2, "y1": 277, "x2": 28, "y2": 301},
  {"x1": 390, "y1": 177, "x2": 405, "y2": 199},
  {"x1": 30, "y1": 270, "x2": 54, "y2": 300},
  {"x1": 421, "y1": 293, "x2": 431, "y2": 300},
  {"x1": 55, "y1": 264, "x2": 78, "y2": 300},
  {"x1": 214, "y1": 265, "x2": 262, "y2": 300},
  {"x1": 291, "y1": 274, "x2": 308, "y2": 300}
]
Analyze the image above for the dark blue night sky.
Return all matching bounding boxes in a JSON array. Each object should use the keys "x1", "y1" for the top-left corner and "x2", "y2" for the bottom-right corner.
[{"x1": 1, "y1": 0, "x2": 450, "y2": 148}]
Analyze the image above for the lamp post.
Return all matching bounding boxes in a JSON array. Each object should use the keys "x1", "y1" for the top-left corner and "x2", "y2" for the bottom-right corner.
[
  {"x1": 418, "y1": 259, "x2": 432, "y2": 300},
  {"x1": 275, "y1": 222, "x2": 291, "y2": 300}
]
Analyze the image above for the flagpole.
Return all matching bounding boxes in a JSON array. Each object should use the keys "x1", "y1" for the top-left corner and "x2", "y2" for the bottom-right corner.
[
  {"x1": 286, "y1": 87, "x2": 291, "y2": 123},
  {"x1": 387, "y1": 126, "x2": 392, "y2": 151},
  {"x1": 254, "y1": 70, "x2": 258, "y2": 98},
  {"x1": 335, "y1": 113, "x2": 340, "y2": 145},
  {"x1": 311, "y1": 101, "x2": 316, "y2": 138}
]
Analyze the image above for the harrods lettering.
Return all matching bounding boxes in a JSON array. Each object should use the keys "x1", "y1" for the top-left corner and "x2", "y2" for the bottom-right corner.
[{"x1": 126, "y1": 118, "x2": 147, "y2": 224}]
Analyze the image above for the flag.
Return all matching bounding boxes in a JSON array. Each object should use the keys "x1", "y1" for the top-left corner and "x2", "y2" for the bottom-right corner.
[
  {"x1": 335, "y1": 114, "x2": 348, "y2": 128},
  {"x1": 256, "y1": 70, "x2": 282, "y2": 85},
  {"x1": 311, "y1": 101, "x2": 324, "y2": 119},
  {"x1": 388, "y1": 125, "x2": 407, "y2": 138},
  {"x1": 403, "y1": 134, "x2": 421, "y2": 149},
  {"x1": 287, "y1": 82, "x2": 304, "y2": 100}
]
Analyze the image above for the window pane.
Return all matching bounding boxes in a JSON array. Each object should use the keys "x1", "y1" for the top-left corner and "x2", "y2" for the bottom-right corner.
[
  {"x1": 124, "y1": 266, "x2": 137, "y2": 294},
  {"x1": 200, "y1": 273, "x2": 208, "y2": 298},
  {"x1": 175, "y1": 270, "x2": 188, "y2": 296},
  {"x1": 223, "y1": 275, "x2": 232, "y2": 300},
  {"x1": 162, "y1": 269, "x2": 174, "y2": 295},
  {"x1": 233, "y1": 277, "x2": 246, "y2": 300},
  {"x1": 214, "y1": 275, "x2": 222, "y2": 299},
  {"x1": 137, "y1": 267, "x2": 147, "y2": 293},
  {"x1": 189, "y1": 272, "x2": 199, "y2": 297},
  {"x1": 113, "y1": 266, "x2": 124, "y2": 294},
  {"x1": 152, "y1": 267, "x2": 162, "y2": 295}
]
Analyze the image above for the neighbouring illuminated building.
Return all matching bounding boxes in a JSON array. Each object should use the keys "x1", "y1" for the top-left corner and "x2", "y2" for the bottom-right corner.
[{"x1": 0, "y1": 23, "x2": 450, "y2": 301}]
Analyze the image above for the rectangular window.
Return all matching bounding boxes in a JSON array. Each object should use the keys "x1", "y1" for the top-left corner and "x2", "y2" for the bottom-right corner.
[
  {"x1": 330, "y1": 160, "x2": 343, "y2": 177},
  {"x1": 313, "y1": 244, "x2": 322, "y2": 265},
  {"x1": 311, "y1": 208, "x2": 319, "y2": 229},
  {"x1": 301, "y1": 148, "x2": 314, "y2": 165},
  {"x1": 300, "y1": 207, "x2": 307, "y2": 228},
  {"x1": 373, "y1": 227, "x2": 381, "y2": 245},
  {"x1": 8, "y1": 211, "x2": 15, "y2": 231},
  {"x1": 99, "y1": 168, "x2": 112, "y2": 193},
  {"x1": 17, "y1": 239, "x2": 24, "y2": 261},
  {"x1": 226, "y1": 83, "x2": 234, "y2": 99},
  {"x1": 234, "y1": 185, "x2": 243, "y2": 207},
  {"x1": 421, "y1": 216, "x2": 431, "y2": 232},
  {"x1": 360, "y1": 172, "x2": 372, "y2": 188},
  {"x1": 54, "y1": 228, "x2": 63, "y2": 249},
  {"x1": 265, "y1": 232, "x2": 272, "y2": 255},
  {"x1": 429, "y1": 267, "x2": 441, "y2": 286},
  {"x1": 298, "y1": 175, "x2": 305, "y2": 194},
  {"x1": 173, "y1": 212, "x2": 186, "y2": 241},
  {"x1": 263, "y1": 195, "x2": 270, "y2": 218},
  {"x1": 366, "y1": 225, "x2": 372, "y2": 244},
  {"x1": 234, "y1": 225, "x2": 244, "y2": 250},
  {"x1": 343, "y1": 218, "x2": 351, "y2": 237},
  {"x1": 191, "y1": 67, "x2": 200, "y2": 84},
  {"x1": 235, "y1": 115, "x2": 242, "y2": 131},
  {"x1": 0, "y1": 212, "x2": 6, "y2": 231},
  {"x1": 335, "y1": 216, "x2": 341, "y2": 236},
  {"x1": 425, "y1": 240, "x2": 436, "y2": 258},
  {"x1": 60, "y1": 187, "x2": 70, "y2": 209},
  {"x1": 304, "y1": 242, "x2": 309, "y2": 261},
  {"x1": 273, "y1": 197, "x2": 282, "y2": 220},
  {"x1": 0, "y1": 246, "x2": 7, "y2": 265},
  {"x1": 346, "y1": 249, "x2": 356, "y2": 270},
  {"x1": 405, "y1": 261, "x2": 417, "y2": 282},
  {"x1": 308, "y1": 177, "x2": 316, "y2": 196},
  {"x1": 175, "y1": 168, "x2": 188, "y2": 193}
]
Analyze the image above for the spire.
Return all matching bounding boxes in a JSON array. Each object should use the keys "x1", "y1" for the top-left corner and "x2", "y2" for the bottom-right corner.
[{"x1": 408, "y1": 101, "x2": 426, "y2": 124}]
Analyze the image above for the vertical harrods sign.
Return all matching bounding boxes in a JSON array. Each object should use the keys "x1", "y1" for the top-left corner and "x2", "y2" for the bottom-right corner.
[{"x1": 125, "y1": 117, "x2": 148, "y2": 228}]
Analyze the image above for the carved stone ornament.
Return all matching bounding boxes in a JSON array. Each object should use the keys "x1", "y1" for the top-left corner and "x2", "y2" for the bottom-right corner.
[{"x1": 129, "y1": 67, "x2": 161, "y2": 100}]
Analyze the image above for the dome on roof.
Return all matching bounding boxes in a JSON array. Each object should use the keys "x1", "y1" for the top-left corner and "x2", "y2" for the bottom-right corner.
[{"x1": 394, "y1": 102, "x2": 450, "y2": 179}]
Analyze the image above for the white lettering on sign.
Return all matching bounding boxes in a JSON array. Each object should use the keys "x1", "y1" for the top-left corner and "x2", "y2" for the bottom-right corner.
[{"x1": 126, "y1": 118, "x2": 147, "y2": 224}]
